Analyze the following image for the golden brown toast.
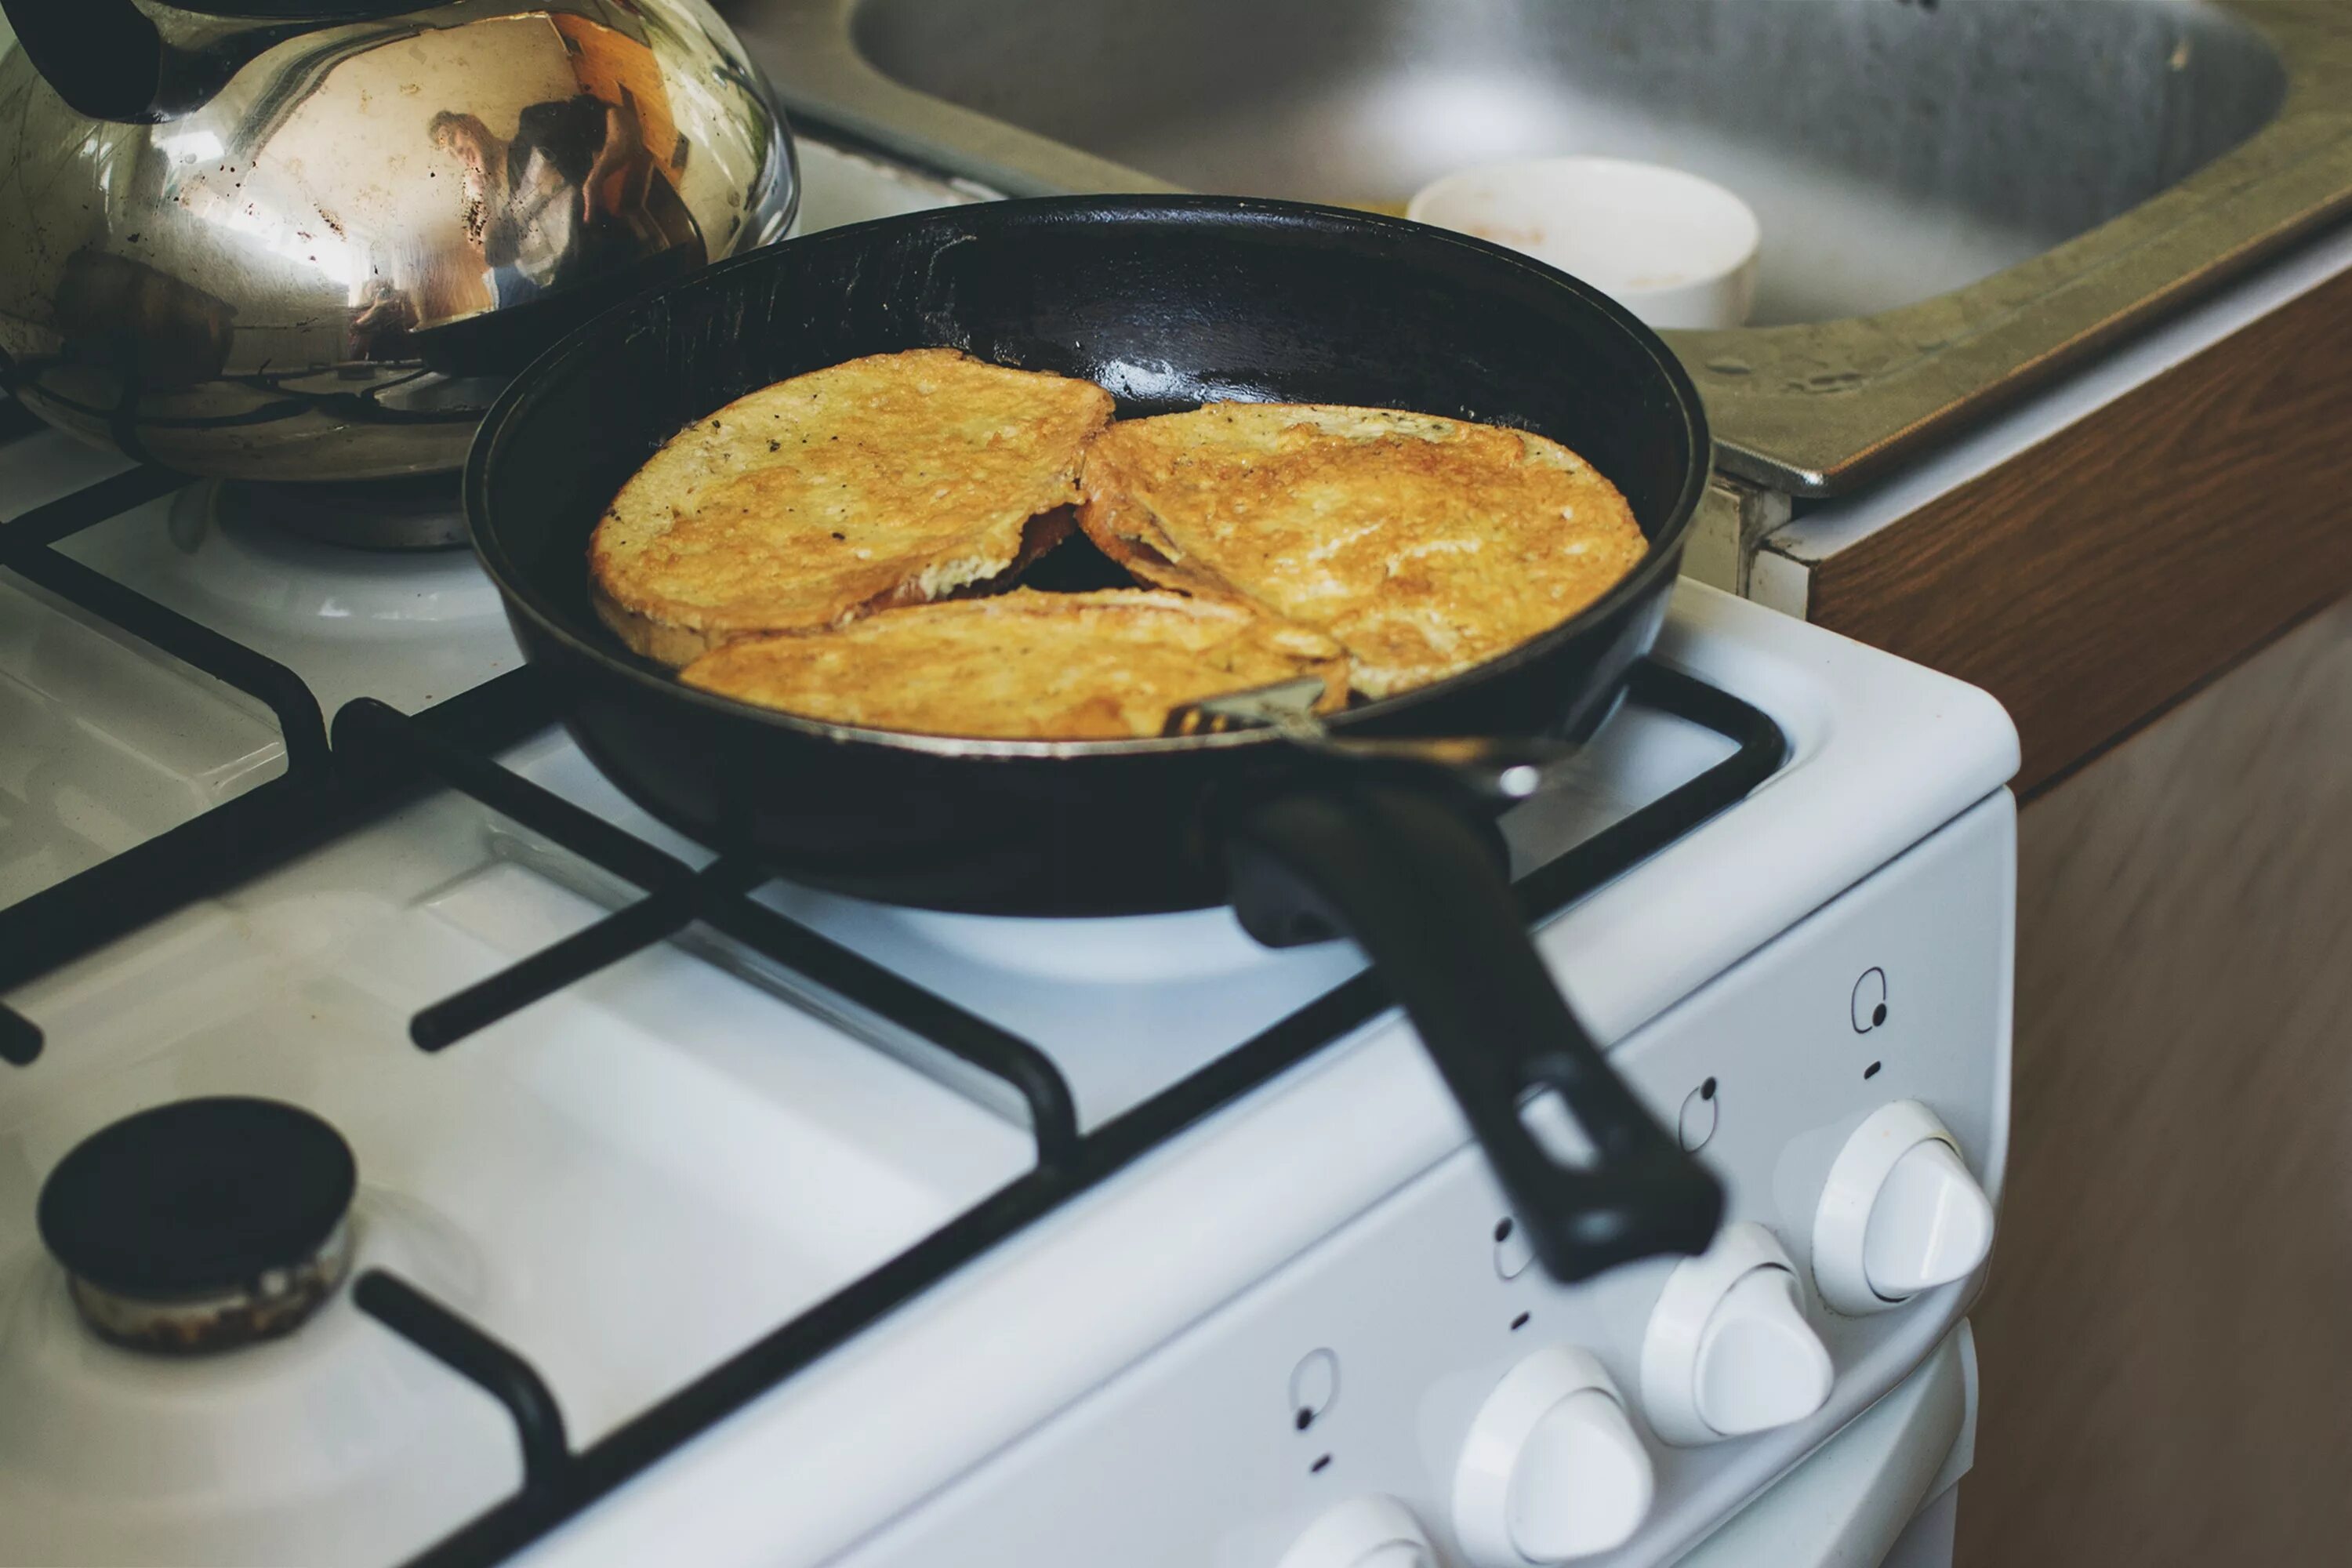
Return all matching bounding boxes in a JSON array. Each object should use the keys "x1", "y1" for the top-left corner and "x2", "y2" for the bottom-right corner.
[
  {"x1": 678, "y1": 589, "x2": 1347, "y2": 740},
  {"x1": 1077, "y1": 403, "x2": 1646, "y2": 698},
  {"x1": 590, "y1": 349, "x2": 1115, "y2": 664}
]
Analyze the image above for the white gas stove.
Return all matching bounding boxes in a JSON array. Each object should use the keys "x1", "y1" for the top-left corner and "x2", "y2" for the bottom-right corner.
[{"x1": 0, "y1": 140, "x2": 2017, "y2": 1568}]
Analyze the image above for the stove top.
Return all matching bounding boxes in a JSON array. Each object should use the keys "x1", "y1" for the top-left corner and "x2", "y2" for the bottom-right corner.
[
  {"x1": 0, "y1": 635, "x2": 1771, "y2": 1568},
  {"x1": 0, "y1": 139, "x2": 2019, "y2": 1568},
  {"x1": 0, "y1": 439, "x2": 514, "y2": 912}
]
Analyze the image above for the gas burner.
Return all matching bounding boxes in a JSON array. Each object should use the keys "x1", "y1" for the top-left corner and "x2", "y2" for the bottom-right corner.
[
  {"x1": 213, "y1": 474, "x2": 469, "y2": 550},
  {"x1": 162, "y1": 483, "x2": 503, "y2": 638},
  {"x1": 37, "y1": 1098, "x2": 358, "y2": 1355}
]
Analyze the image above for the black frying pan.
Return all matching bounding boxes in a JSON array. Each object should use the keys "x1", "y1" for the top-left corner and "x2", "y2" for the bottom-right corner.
[{"x1": 466, "y1": 196, "x2": 1722, "y2": 1282}]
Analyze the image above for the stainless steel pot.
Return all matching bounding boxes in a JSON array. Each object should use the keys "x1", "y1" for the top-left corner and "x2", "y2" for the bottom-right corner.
[{"x1": 0, "y1": 0, "x2": 796, "y2": 481}]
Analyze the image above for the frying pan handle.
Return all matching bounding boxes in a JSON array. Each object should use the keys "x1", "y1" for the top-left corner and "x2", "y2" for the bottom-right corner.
[{"x1": 1226, "y1": 781, "x2": 1722, "y2": 1283}]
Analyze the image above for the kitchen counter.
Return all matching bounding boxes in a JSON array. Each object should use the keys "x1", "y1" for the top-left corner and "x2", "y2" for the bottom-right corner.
[{"x1": 1746, "y1": 217, "x2": 2352, "y2": 793}]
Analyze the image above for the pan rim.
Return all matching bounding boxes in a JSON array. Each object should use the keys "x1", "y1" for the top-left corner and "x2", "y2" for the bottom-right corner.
[{"x1": 464, "y1": 193, "x2": 1710, "y2": 762}]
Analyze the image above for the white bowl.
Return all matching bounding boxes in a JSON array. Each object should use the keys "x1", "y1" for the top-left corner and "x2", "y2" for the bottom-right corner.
[{"x1": 1406, "y1": 157, "x2": 1761, "y2": 331}]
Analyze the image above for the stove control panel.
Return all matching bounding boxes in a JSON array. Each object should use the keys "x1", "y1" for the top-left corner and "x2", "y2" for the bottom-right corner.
[{"x1": 833, "y1": 795, "x2": 2009, "y2": 1568}]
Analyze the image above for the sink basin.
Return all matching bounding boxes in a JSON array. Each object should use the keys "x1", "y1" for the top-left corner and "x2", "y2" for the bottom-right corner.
[
  {"x1": 850, "y1": 0, "x2": 2280, "y2": 328},
  {"x1": 731, "y1": 0, "x2": 2352, "y2": 492}
]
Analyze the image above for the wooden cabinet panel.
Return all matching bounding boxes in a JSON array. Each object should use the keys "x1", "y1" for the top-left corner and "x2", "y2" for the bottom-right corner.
[
  {"x1": 1806, "y1": 267, "x2": 2352, "y2": 795},
  {"x1": 1958, "y1": 595, "x2": 2352, "y2": 1566}
]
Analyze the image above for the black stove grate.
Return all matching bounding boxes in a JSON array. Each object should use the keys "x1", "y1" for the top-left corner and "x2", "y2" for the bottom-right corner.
[
  {"x1": 329, "y1": 694, "x2": 1083, "y2": 1160},
  {"x1": 0, "y1": 410, "x2": 1788, "y2": 1567},
  {"x1": 2, "y1": 464, "x2": 331, "y2": 777}
]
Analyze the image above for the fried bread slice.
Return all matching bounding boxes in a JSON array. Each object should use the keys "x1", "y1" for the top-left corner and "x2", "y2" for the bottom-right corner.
[
  {"x1": 1077, "y1": 403, "x2": 1646, "y2": 698},
  {"x1": 679, "y1": 589, "x2": 1346, "y2": 740},
  {"x1": 591, "y1": 349, "x2": 1115, "y2": 664}
]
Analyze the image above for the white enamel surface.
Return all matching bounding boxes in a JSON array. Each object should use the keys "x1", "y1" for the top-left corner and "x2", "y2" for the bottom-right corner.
[
  {"x1": 1863, "y1": 1140, "x2": 1997, "y2": 1301},
  {"x1": 0, "y1": 441, "x2": 281, "y2": 909},
  {"x1": 0, "y1": 441, "x2": 521, "y2": 914},
  {"x1": 1407, "y1": 157, "x2": 1761, "y2": 329},
  {"x1": 0, "y1": 781, "x2": 1029, "y2": 1564},
  {"x1": 49, "y1": 483, "x2": 521, "y2": 721},
  {"x1": 1673, "y1": 1328, "x2": 1971, "y2": 1568},
  {"x1": 0, "y1": 1191, "x2": 518, "y2": 1566},
  {"x1": 0, "y1": 564, "x2": 285, "y2": 907}
]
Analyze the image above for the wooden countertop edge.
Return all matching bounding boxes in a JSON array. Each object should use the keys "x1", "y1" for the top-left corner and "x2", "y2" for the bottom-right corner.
[{"x1": 1795, "y1": 264, "x2": 2352, "y2": 797}]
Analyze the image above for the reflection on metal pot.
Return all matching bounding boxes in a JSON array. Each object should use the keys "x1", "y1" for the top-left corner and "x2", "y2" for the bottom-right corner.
[{"x1": 0, "y1": 0, "x2": 797, "y2": 481}]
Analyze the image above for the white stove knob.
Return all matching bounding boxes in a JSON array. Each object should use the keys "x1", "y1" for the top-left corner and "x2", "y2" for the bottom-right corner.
[
  {"x1": 1694, "y1": 1267, "x2": 1833, "y2": 1436},
  {"x1": 1454, "y1": 1345, "x2": 1653, "y2": 1566},
  {"x1": 1276, "y1": 1496, "x2": 1436, "y2": 1568},
  {"x1": 1862, "y1": 1137, "x2": 1995, "y2": 1298},
  {"x1": 1640, "y1": 1221, "x2": 1833, "y2": 1446},
  {"x1": 1813, "y1": 1101, "x2": 1995, "y2": 1316}
]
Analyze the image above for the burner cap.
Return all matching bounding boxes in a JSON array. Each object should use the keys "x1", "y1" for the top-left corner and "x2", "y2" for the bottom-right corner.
[
  {"x1": 38, "y1": 1098, "x2": 358, "y2": 1299},
  {"x1": 215, "y1": 474, "x2": 466, "y2": 550}
]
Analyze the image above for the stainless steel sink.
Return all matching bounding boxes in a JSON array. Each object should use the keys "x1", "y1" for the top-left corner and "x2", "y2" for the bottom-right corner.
[{"x1": 731, "y1": 0, "x2": 2352, "y2": 493}]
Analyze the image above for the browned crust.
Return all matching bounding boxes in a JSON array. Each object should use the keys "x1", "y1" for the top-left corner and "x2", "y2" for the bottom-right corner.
[
  {"x1": 583, "y1": 352, "x2": 1105, "y2": 667},
  {"x1": 593, "y1": 583, "x2": 731, "y2": 667},
  {"x1": 1073, "y1": 467, "x2": 1245, "y2": 604},
  {"x1": 598, "y1": 506, "x2": 1078, "y2": 665},
  {"x1": 679, "y1": 588, "x2": 1349, "y2": 739},
  {"x1": 1076, "y1": 402, "x2": 1644, "y2": 698}
]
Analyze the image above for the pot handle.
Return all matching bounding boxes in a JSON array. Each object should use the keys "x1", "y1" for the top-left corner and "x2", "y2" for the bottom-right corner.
[
  {"x1": 0, "y1": 0, "x2": 170, "y2": 121},
  {"x1": 0, "y1": 0, "x2": 380, "y2": 122},
  {"x1": 1227, "y1": 779, "x2": 1722, "y2": 1283}
]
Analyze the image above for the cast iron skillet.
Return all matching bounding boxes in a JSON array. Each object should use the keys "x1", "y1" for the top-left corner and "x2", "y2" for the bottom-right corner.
[{"x1": 466, "y1": 196, "x2": 1721, "y2": 1283}]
